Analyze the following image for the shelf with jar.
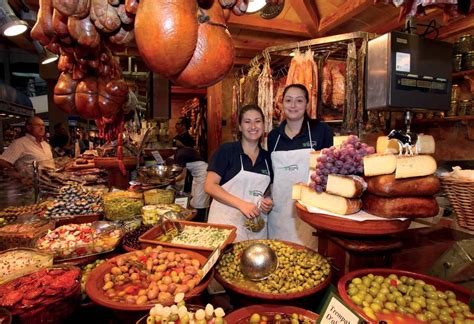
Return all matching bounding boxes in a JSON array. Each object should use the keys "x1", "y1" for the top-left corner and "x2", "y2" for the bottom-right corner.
[
  {"x1": 453, "y1": 69, "x2": 474, "y2": 80},
  {"x1": 411, "y1": 115, "x2": 474, "y2": 124}
]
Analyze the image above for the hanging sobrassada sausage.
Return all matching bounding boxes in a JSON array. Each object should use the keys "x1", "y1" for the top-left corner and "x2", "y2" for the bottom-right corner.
[
  {"x1": 75, "y1": 77, "x2": 101, "y2": 119},
  {"x1": 52, "y1": 0, "x2": 90, "y2": 19},
  {"x1": 53, "y1": 72, "x2": 77, "y2": 114},
  {"x1": 172, "y1": 0, "x2": 234, "y2": 88},
  {"x1": 134, "y1": 0, "x2": 199, "y2": 78},
  {"x1": 98, "y1": 78, "x2": 129, "y2": 117},
  {"x1": 67, "y1": 15, "x2": 100, "y2": 48},
  {"x1": 31, "y1": 0, "x2": 54, "y2": 46}
]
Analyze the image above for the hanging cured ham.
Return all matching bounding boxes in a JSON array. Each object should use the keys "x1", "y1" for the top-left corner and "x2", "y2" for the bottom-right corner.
[{"x1": 257, "y1": 58, "x2": 273, "y2": 142}]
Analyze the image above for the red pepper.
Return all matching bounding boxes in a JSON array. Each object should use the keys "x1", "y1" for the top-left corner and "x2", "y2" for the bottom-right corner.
[
  {"x1": 390, "y1": 279, "x2": 398, "y2": 287},
  {"x1": 139, "y1": 255, "x2": 148, "y2": 263}
]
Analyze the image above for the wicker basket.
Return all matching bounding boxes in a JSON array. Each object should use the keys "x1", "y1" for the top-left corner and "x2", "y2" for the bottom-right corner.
[{"x1": 440, "y1": 176, "x2": 474, "y2": 231}]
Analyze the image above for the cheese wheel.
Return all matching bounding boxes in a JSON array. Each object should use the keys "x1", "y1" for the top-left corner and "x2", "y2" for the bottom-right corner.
[
  {"x1": 395, "y1": 155, "x2": 437, "y2": 179},
  {"x1": 296, "y1": 184, "x2": 361, "y2": 215},
  {"x1": 362, "y1": 194, "x2": 439, "y2": 218},
  {"x1": 366, "y1": 174, "x2": 440, "y2": 197},
  {"x1": 326, "y1": 174, "x2": 366, "y2": 198},
  {"x1": 363, "y1": 153, "x2": 397, "y2": 177}
]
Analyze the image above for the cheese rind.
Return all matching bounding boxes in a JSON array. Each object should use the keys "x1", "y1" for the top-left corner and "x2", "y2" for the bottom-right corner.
[
  {"x1": 326, "y1": 174, "x2": 366, "y2": 198},
  {"x1": 298, "y1": 185, "x2": 361, "y2": 215},
  {"x1": 366, "y1": 174, "x2": 440, "y2": 197},
  {"x1": 363, "y1": 153, "x2": 397, "y2": 177},
  {"x1": 395, "y1": 155, "x2": 437, "y2": 179}
]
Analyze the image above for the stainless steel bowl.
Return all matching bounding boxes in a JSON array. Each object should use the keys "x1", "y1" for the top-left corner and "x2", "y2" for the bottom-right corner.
[
  {"x1": 137, "y1": 164, "x2": 183, "y2": 180},
  {"x1": 240, "y1": 243, "x2": 278, "y2": 281}
]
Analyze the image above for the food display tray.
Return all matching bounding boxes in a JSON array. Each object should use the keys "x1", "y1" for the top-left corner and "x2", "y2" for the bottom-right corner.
[
  {"x1": 53, "y1": 213, "x2": 103, "y2": 227},
  {"x1": 296, "y1": 202, "x2": 411, "y2": 236},
  {"x1": 85, "y1": 248, "x2": 212, "y2": 311},
  {"x1": 225, "y1": 304, "x2": 319, "y2": 323},
  {"x1": 337, "y1": 268, "x2": 473, "y2": 323},
  {"x1": 214, "y1": 240, "x2": 331, "y2": 301},
  {"x1": 139, "y1": 220, "x2": 236, "y2": 256}
]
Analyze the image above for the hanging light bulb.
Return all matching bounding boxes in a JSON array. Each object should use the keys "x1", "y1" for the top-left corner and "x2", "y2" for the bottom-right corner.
[
  {"x1": 33, "y1": 40, "x2": 59, "y2": 65},
  {"x1": 246, "y1": 0, "x2": 267, "y2": 14},
  {"x1": 0, "y1": 0, "x2": 29, "y2": 37}
]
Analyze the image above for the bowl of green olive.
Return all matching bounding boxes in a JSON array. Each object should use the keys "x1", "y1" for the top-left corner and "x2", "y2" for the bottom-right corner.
[
  {"x1": 338, "y1": 268, "x2": 473, "y2": 323},
  {"x1": 215, "y1": 240, "x2": 331, "y2": 300}
]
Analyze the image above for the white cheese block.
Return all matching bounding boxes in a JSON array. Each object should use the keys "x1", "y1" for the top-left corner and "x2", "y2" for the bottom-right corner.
[
  {"x1": 298, "y1": 185, "x2": 361, "y2": 215},
  {"x1": 326, "y1": 174, "x2": 367, "y2": 198},
  {"x1": 334, "y1": 136, "x2": 349, "y2": 148},
  {"x1": 376, "y1": 136, "x2": 399, "y2": 154},
  {"x1": 292, "y1": 183, "x2": 305, "y2": 200},
  {"x1": 395, "y1": 155, "x2": 437, "y2": 179},
  {"x1": 309, "y1": 151, "x2": 320, "y2": 170},
  {"x1": 415, "y1": 135, "x2": 435, "y2": 154},
  {"x1": 363, "y1": 153, "x2": 397, "y2": 177}
]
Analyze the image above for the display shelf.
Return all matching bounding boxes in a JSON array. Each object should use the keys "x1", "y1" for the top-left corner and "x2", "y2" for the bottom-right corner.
[
  {"x1": 412, "y1": 115, "x2": 474, "y2": 124},
  {"x1": 452, "y1": 69, "x2": 474, "y2": 79}
]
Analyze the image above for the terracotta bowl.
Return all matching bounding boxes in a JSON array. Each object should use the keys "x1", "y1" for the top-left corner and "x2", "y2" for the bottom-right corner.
[
  {"x1": 296, "y1": 202, "x2": 411, "y2": 237},
  {"x1": 214, "y1": 240, "x2": 331, "y2": 300},
  {"x1": 225, "y1": 304, "x2": 319, "y2": 323},
  {"x1": 337, "y1": 268, "x2": 474, "y2": 323},
  {"x1": 85, "y1": 248, "x2": 212, "y2": 311}
]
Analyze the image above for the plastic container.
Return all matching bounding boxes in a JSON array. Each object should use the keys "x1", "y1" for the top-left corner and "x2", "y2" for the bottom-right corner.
[
  {"x1": 0, "y1": 248, "x2": 53, "y2": 284},
  {"x1": 0, "y1": 216, "x2": 55, "y2": 251},
  {"x1": 143, "y1": 189, "x2": 175, "y2": 205}
]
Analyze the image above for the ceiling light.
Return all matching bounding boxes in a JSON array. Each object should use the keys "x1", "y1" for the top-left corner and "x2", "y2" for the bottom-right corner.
[
  {"x1": 246, "y1": 0, "x2": 267, "y2": 14},
  {"x1": 0, "y1": 0, "x2": 29, "y2": 37},
  {"x1": 33, "y1": 40, "x2": 59, "y2": 65}
]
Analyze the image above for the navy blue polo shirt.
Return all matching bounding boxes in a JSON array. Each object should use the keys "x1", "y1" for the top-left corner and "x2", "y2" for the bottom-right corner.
[
  {"x1": 207, "y1": 141, "x2": 273, "y2": 186},
  {"x1": 268, "y1": 119, "x2": 333, "y2": 152}
]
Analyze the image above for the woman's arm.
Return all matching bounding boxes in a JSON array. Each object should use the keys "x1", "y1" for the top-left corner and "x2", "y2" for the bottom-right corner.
[{"x1": 204, "y1": 171, "x2": 260, "y2": 218}]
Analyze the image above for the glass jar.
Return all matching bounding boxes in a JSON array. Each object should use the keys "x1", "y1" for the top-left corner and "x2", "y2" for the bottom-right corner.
[
  {"x1": 426, "y1": 112, "x2": 434, "y2": 119},
  {"x1": 435, "y1": 111, "x2": 445, "y2": 118},
  {"x1": 451, "y1": 84, "x2": 460, "y2": 101},
  {"x1": 448, "y1": 100, "x2": 458, "y2": 117},
  {"x1": 453, "y1": 41, "x2": 461, "y2": 54},
  {"x1": 415, "y1": 113, "x2": 424, "y2": 119},
  {"x1": 459, "y1": 100, "x2": 472, "y2": 116},
  {"x1": 458, "y1": 34, "x2": 473, "y2": 54},
  {"x1": 462, "y1": 51, "x2": 474, "y2": 71},
  {"x1": 453, "y1": 54, "x2": 463, "y2": 72}
]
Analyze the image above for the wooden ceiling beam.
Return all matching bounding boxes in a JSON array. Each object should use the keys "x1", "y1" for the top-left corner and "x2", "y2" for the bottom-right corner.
[
  {"x1": 318, "y1": 0, "x2": 374, "y2": 35},
  {"x1": 438, "y1": 15, "x2": 474, "y2": 40},
  {"x1": 227, "y1": 14, "x2": 312, "y2": 37},
  {"x1": 288, "y1": 0, "x2": 320, "y2": 37}
]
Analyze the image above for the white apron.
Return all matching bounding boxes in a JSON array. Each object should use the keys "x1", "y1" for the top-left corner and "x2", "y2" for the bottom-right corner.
[
  {"x1": 186, "y1": 160, "x2": 210, "y2": 209},
  {"x1": 269, "y1": 122, "x2": 317, "y2": 248},
  {"x1": 207, "y1": 156, "x2": 271, "y2": 242}
]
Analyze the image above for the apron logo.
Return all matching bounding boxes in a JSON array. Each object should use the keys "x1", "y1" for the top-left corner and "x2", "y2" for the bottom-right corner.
[
  {"x1": 248, "y1": 190, "x2": 263, "y2": 197},
  {"x1": 280, "y1": 164, "x2": 299, "y2": 171},
  {"x1": 303, "y1": 140, "x2": 317, "y2": 149},
  {"x1": 261, "y1": 169, "x2": 269, "y2": 175}
]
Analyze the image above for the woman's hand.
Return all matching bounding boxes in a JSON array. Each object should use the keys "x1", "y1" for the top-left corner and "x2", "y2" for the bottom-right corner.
[
  {"x1": 259, "y1": 197, "x2": 273, "y2": 214},
  {"x1": 238, "y1": 201, "x2": 260, "y2": 219}
]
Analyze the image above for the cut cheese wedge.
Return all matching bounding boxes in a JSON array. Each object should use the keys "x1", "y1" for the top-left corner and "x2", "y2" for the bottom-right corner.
[
  {"x1": 376, "y1": 136, "x2": 399, "y2": 154},
  {"x1": 395, "y1": 155, "x2": 437, "y2": 179},
  {"x1": 415, "y1": 135, "x2": 435, "y2": 154},
  {"x1": 293, "y1": 184, "x2": 361, "y2": 215},
  {"x1": 326, "y1": 174, "x2": 366, "y2": 198},
  {"x1": 363, "y1": 153, "x2": 397, "y2": 177},
  {"x1": 309, "y1": 151, "x2": 320, "y2": 170},
  {"x1": 334, "y1": 136, "x2": 349, "y2": 148}
]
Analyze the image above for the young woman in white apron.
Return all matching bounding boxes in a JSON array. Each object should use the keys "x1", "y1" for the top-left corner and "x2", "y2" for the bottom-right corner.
[
  {"x1": 268, "y1": 84, "x2": 333, "y2": 248},
  {"x1": 205, "y1": 105, "x2": 273, "y2": 241}
]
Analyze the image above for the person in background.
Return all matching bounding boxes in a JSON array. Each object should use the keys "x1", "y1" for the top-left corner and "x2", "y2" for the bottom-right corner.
[
  {"x1": 173, "y1": 117, "x2": 195, "y2": 148},
  {"x1": 0, "y1": 116, "x2": 53, "y2": 177},
  {"x1": 267, "y1": 83, "x2": 333, "y2": 248},
  {"x1": 205, "y1": 104, "x2": 273, "y2": 241},
  {"x1": 173, "y1": 147, "x2": 210, "y2": 222},
  {"x1": 50, "y1": 122, "x2": 70, "y2": 157}
]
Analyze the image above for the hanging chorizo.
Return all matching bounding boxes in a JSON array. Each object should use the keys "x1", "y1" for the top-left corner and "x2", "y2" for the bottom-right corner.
[{"x1": 135, "y1": 0, "x2": 199, "y2": 78}]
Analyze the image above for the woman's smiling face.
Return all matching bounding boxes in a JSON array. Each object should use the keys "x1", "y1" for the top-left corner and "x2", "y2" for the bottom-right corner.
[
  {"x1": 283, "y1": 86, "x2": 308, "y2": 121},
  {"x1": 239, "y1": 109, "x2": 264, "y2": 142}
]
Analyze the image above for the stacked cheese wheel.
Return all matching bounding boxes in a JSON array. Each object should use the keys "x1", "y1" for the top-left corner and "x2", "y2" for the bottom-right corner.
[
  {"x1": 362, "y1": 150, "x2": 440, "y2": 218},
  {"x1": 293, "y1": 135, "x2": 373, "y2": 215}
]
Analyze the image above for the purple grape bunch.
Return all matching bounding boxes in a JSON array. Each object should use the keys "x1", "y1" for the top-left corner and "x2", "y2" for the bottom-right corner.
[{"x1": 309, "y1": 135, "x2": 375, "y2": 192}]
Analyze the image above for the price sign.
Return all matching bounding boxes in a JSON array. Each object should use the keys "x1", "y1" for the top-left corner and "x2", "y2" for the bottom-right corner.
[
  {"x1": 200, "y1": 248, "x2": 220, "y2": 281},
  {"x1": 317, "y1": 291, "x2": 364, "y2": 324},
  {"x1": 151, "y1": 151, "x2": 164, "y2": 164}
]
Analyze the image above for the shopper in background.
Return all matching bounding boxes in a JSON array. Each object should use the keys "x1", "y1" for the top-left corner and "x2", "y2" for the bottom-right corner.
[
  {"x1": 173, "y1": 147, "x2": 210, "y2": 222},
  {"x1": 268, "y1": 83, "x2": 333, "y2": 248},
  {"x1": 173, "y1": 117, "x2": 195, "y2": 148},
  {"x1": 50, "y1": 122, "x2": 70, "y2": 157},
  {"x1": 205, "y1": 104, "x2": 273, "y2": 241},
  {"x1": 0, "y1": 116, "x2": 53, "y2": 176}
]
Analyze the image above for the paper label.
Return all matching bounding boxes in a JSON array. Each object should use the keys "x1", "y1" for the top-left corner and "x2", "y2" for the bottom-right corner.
[
  {"x1": 200, "y1": 248, "x2": 220, "y2": 280},
  {"x1": 151, "y1": 151, "x2": 164, "y2": 164},
  {"x1": 174, "y1": 197, "x2": 189, "y2": 209},
  {"x1": 317, "y1": 291, "x2": 364, "y2": 324},
  {"x1": 395, "y1": 52, "x2": 410, "y2": 72}
]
